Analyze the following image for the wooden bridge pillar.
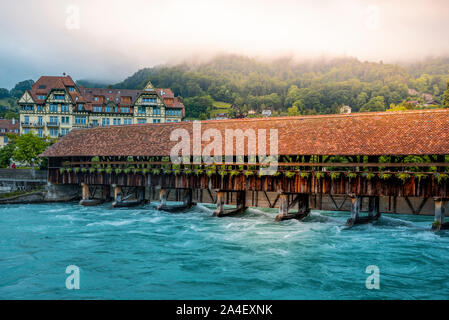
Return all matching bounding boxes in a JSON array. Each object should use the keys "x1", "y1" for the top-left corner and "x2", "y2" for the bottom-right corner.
[
  {"x1": 275, "y1": 193, "x2": 310, "y2": 222},
  {"x1": 213, "y1": 191, "x2": 225, "y2": 216},
  {"x1": 112, "y1": 184, "x2": 121, "y2": 202},
  {"x1": 346, "y1": 195, "x2": 360, "y2": 227},
  {"x1": 368, "y1": 196, "x2": 380, "y2": 219},
  {"x1": 81, "y1": 183, "x2": 89, "y2": 200},
  {"x1": 157, "y1": 189, "x2": 167, "y2": 210},
  {"x1": 432, "y1": 198, "x2": 449, "y2": 231},
  {"x1": 102, "y1": 185, "x2": 111, "y2": 201}
]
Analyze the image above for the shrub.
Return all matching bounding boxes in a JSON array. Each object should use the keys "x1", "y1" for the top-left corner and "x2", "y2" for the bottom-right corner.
[
  {"x1": 244, "y1": 170, "x2": 254, "y2": 177},
  {"x1": 230, "y1": 170, "x2": 240, "y2": 177},
  {"x1": 115, "y1": 168, "x2": 122, "y2": 174},
  {"x1": 73, "y1": 167, "x2": 81, "y2": 173},
  {"x1": 272, "y1": 171, "x2": 282, "y2": 177},
  {"x1": 89, "y1": 167, "x2": 96, "y2": 173},
  {"x1": 396, "y1": 173, "x2": 411, "y2": 183},
  {"x1": 284, "y1": 171, "x2": 296, "y2": 178},
  {"x1": 174, "y1": 169, "x2": 181, "y2": 175},
  {"x1": 362, "y1": 172, "x2": 376, "y2": 180},
  {"x1": 414, "y1": 173, "x2": 427, "y2": 182},
  {"x1": 379, "y1": 172, "x2": 392, "y2": 180},
  {"x1": 59, "y1": 168, "x2": 65, "y2": 174},
  {"x1": 142, "y1": 168, "x2": 149, "y2": 174},
  {"x1": 330, "y1": 172, "x2": 341, "y2": 180},
  {"x1": 105, "y1": 167, "x2": 112, "y2": 174},
  {"x1": 434, "y1": 173, "x2": 449, "y2": 184},
  {"x1": 206, "y1": 169, "x2": 216, "y2": 177},
  {"x1": 152, "y1": 168, "x2": 161, "y2": 175},
  {"x1": 299, "y1": 172, "x2": 310, "y2": 179},
  {"x1": 97, "y1": 168, "x2": 104, "y2": 174},
  {"x1": 347, "y1": 172, "x2": 357, "y2": 179},
  {"x1": 218, "y1": 170, "x2": 227, "y2": 177},
  {"x1": 194, "y1": 169, "x2": 204, "y2": 176},
  {"x1": 185, "y1": 168, "x2": 193, "y2": 175},
  {"x1": 315, "y1": 172, "x2": 325, "y2": 179}
]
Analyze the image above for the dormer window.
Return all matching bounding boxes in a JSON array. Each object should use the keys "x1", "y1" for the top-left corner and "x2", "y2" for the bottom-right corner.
[
  {"x1": 54, "y1": 94, "x2": 65, "y2": 100},
  {"x1": 78, "y1": 104, "x2": 84, "y2": 111},
  {"x1": 37, "y1": 95, "x2": 46, "y2": 100},
  {"x1": 94, "y1": 97, "x2": 99, "y2": 102},
  {"x1": 67, "y1": 86, "x2": 75, "y2": 92}
]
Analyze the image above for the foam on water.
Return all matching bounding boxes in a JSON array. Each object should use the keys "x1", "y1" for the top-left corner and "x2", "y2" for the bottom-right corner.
[{"x1": 0, "y1": 202, "x2": 447, "y2": 299}]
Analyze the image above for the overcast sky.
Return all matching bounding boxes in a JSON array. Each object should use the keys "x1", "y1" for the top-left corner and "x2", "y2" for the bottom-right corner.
[{"x1": 0, "y1": 0, "x2": 448, "y2": 88}]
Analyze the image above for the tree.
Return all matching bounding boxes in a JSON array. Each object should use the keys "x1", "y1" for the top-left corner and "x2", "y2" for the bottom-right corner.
[
  {"x1": 0, "y1": 88, "x2": 10, "y2": 99},
  {"x1": 360, "y1": 96, "x2": 386, "y2": 112},
  {"x1": 12, "y1": 133, "x2": 50, "y2": 168},
  {"x1": 288, "y1": 105, "x2": 300, "y2": 116},
  {"x1": 443, "y1": 80, "x2": 449, "y2": 108},
  {"x1": 0, "y1": 143, "x2": 15, "y2": 168},
  {"x1": 10, "y1": 79, "x2": 34, "y2": 98}
]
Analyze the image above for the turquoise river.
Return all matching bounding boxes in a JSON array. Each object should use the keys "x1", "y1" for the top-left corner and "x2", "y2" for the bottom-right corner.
[{"x1": 0, "y1": 202, "x2": 448, "y2": 299}]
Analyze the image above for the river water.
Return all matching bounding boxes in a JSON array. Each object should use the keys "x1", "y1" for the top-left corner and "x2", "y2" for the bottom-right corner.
[{"x1": 0, "y1": 202, "x2": 448, "y2": 299}]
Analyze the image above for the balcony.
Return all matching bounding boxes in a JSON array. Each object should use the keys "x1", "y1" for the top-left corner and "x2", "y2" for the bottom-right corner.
[
  {"x1": 46, "y1": 121, "x2": 59, "y2": 127},
  {"x1": 21, "y1": 122, "x2": 45, "y2": 127}
]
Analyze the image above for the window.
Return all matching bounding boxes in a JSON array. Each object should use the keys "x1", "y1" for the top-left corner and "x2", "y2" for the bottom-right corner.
[
  {"x1": 166, "y1": 109, "x2": 181, "y2": 116},
  {"x1": 61, "y1": 116, "x2": 70, "y2": 124},
  {"x1": 153, "y1": 119, "x2": 161, "y2": 123},
  {"x1": 49, "y1": 104, "x2": 58, "y2": 112},
  {"x1": 61, "y1": 104, "x2": 70, "y2": 112},
  {"x1": 67, "y1": 87, "x2": 75, "y2": 92},
  {"x1": 153, "y1": 107, "x2": 161, "y2": 115},
  {"x1": 38, "y1": 85, "x2": 46, "y2": 89},
  {"x1": 49, "y1": 116, "x2": 58, "y2": 124},
  {"x1": 78, "y1": 104, "x2": 84, "y2": 111},
  {"x1": 121, "y1": 107, "x2": 130, "y2": 113},
  {"x1": 24, "y1": 116, "x2": 29, "y2": 124},
  {"x1": 142, "y1": 97, "x2": 157, "y2": 103},
  {"x1": 124, "y1": 118, "x2": 132, "y2": 125},
  {"x1": 61, "y1": 128, "x2": 70, "y2": 136},
  {"x1": 54, "y1": 94, "x2": 65, "y2": 101},
  {"x1": 37, "y1": 129, "x2": 43, "y2": 138},
  {"x1": 37, "y1": 105, "x2": 43, "y2": 112},
  {"x1": 50, "y1": 128, "x2": 58, "y2": 137},
  {"x1": 24, "y1": 128, "x2": 30, "y2": 134},
  {"x1": 102, "y1": 118, "x2": 110, "y2": 126},
  {"x1": 37, "y1": 95, "x2": 46, "y2": 100},
  {"x1": 138, "y1": 106, "x2": 146, "y2": 114},
  {"x1": 75, "y1": 117, "x2": 86, "y2": 125},
  {"x1": 94, "y1": 97, "x2": 99, "y2": 102},
  {"x1": 4, "y1": 136, "x2": 8, "y2": 143},
  {"x1": 38, "y1": 116, "x2": 43, "y2": 125},
  {"x1": 113, "y1": 118, "x2": 121, "y2": 125},
  {"x1": 1, "y1": 128, "x2": 5, "y2": 133},
  {"x1": 137, "y1": 119, "x2": 146, "y2": 124},
  {"x1": 93, "y1": 106, "x2": 102, "y2": 112},
  {"x1": 92, "y1": 120, "x2": 99, "y2": 126},
  {"x1": 105, "y1": 106, "x2": 113, "y2": 112},
  {"x1": 21, "y1": 105, "x2": 33, "y2": 111}
]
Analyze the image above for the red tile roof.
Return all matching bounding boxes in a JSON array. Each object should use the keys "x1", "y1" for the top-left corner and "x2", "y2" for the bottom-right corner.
[
  {"x1": 27, "y1": 75, "x2": 185, "y2": 112},
  {"x1": 40, "y1": 109, "x2": 449, "y2": 158},
  {"x1": 0, "y1": 119, "x2": 20, "y2": 135}
]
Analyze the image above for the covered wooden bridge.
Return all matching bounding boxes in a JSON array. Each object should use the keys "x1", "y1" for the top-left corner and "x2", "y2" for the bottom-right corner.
[{"x1": 41, "y1": 109, "x2": 449, "y2": 229}]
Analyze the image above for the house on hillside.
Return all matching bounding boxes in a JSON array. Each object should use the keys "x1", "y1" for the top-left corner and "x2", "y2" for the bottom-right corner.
[
  {"x1": 261, "y1": 110, "x2": 272, "y2": 117},
  {"x1": 339, "y1": 105, "x2": 352, "y2": 114},
  {"x1": 0, "y1": 118, "x2": 19, "y2": 148}
]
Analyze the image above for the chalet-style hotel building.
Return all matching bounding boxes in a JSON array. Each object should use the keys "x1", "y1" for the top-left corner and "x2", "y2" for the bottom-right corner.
[{"x1": 18, "y1": 75, "x2": 185, "y2": 137}]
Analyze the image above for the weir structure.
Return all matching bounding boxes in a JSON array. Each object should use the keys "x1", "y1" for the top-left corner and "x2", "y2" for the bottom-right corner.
[{"x1": 40, "y1": 109, "x2": 449, "y2": 229}]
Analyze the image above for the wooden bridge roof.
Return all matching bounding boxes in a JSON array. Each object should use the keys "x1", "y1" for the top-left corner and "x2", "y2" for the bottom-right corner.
[{"x1": 40, "y1": 109, "x2": 449, "y2": 158}]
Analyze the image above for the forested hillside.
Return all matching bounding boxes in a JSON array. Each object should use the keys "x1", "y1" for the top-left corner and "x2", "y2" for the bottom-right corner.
[{"x1": 113, "y1": 55, "x2": 449, "y2": 119}]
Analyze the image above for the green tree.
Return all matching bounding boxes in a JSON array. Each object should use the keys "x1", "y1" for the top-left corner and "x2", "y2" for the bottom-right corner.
[
  {"x1": 0, "y1": 143, "x2": 15, "y2": 168},
  {"x1": 443, "y1": 80, "x2": 449, "y2": 108},
  {"x1": 12, "y1": 133, "x2": 50, "y2": 168},
  {"x1": 360, "y1": 96, "x2": 386, "y2": 112},
  {"x1": 288, "y1": 105, "x2": 300, "y2": 116}
]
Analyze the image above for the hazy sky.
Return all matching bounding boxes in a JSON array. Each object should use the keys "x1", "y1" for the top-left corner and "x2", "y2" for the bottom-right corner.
[{"x1": 0, "y1": 0, "x2": 448, "y2": 88}]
